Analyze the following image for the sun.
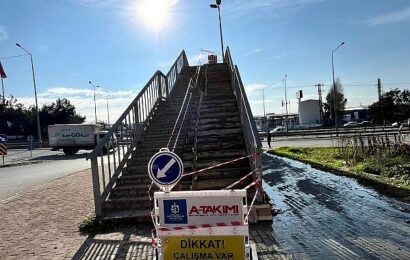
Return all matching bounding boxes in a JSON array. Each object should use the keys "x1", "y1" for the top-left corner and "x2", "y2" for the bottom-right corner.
[{"x1": 136, "y1": 0, "x2": 172, "y2": 31}]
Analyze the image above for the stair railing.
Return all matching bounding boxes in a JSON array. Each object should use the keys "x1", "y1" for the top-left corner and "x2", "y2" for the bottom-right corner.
[
  {"x1": 224, "y1": 47, "x2": 262, "y2": 173},
  {"x1": 88, "y1": 50, "x2": 188, "y2": 217},
  {"x1": 191, "y1": 65, "x2": 207, "y2": 189}
]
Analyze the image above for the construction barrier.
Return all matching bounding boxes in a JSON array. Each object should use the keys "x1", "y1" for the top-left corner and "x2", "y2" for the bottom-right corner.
[{"x1": 152, "y1": 190, "x2": 252, "y2": 260}]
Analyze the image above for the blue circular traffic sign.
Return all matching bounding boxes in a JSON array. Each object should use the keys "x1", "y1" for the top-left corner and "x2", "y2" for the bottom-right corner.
[
  {"x1": 148, "y1": 149, "x2": 184, "y2": 189},
  {"x1": 0, "y1": 134, "x2": 7, "y2": 143}
]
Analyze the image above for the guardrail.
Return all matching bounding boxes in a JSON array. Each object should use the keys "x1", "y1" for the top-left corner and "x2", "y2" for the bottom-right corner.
[
  {"x1": 87, "y1": 50, "x2": 188, "y2": 217},
  {"x1": 225, "y1": 47, "x2": 262, "y2": 172},
  {"x1": 261, "y1": 126, "x2": 410, "y2": 139}
]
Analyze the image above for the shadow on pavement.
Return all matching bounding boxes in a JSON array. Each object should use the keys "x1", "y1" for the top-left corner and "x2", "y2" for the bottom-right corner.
[
  {"x1": 30, "y1": 153, "x2": 89, "y2": 161},
  {"x1": 71, "y1": 226, "x2": 155, "y2": 260}
]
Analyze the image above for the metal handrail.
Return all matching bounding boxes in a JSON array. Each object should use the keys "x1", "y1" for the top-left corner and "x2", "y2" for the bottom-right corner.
[
  {"x1": 224, "y1": 47, "x2": 262, "y2": 172},
  {"x1": 88, "y1": 50, "x2": 188, "y2": 217},
  {"x1": 191, "y1": 65, "x2": 207, "y2": 189}
]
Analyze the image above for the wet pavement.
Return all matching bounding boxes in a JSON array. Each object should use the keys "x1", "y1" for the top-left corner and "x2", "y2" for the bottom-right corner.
[{"x1": 261, "y1": 153, "x2": 410, "y2": 259}]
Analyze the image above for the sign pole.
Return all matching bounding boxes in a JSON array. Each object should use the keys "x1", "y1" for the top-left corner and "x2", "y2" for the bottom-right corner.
[{"x1": 1, "y1": 78, "x2": 5, "y2": 106}]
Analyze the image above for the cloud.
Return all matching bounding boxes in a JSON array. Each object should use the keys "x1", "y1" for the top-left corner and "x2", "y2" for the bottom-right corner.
[
  {"x1": 0, "y1": 26, "x2": 8, "y2": 42},
  {"x1": 241, "y1": 48, "x2": 262, "y2": 57},
  {"x1": 245, "y1": 84, "x2": 266, "y2": 94},
  {"x1": 366, "y1": 7, "x2": 410, "y2": 26},
  {"x1": 273, "y1": 52, "x2": 287, "y2": 59},
  {"x1": 16, "y1": 86, "x2": 141, "y2": 123}
]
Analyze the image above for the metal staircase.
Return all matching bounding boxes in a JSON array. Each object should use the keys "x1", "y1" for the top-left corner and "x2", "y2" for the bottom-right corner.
[{"x1": 88, "y1": 48, "x2": 265, "y2": 221}]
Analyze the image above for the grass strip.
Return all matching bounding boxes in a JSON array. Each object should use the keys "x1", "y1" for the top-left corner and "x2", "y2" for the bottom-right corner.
[{"x1": 268, "y1": 147, "x2": 410, "y2": 202}]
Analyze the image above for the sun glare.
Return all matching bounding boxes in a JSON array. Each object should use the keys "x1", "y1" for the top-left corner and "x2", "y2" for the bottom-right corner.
[{"x1": 137, "y1": 0, "x2": 172, "y2": 31}]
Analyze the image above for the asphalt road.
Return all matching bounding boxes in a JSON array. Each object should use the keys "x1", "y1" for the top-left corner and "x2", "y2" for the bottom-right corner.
[
  {"x1": 0, "y1": 149, "x2": 90, "y2": 201},
  {"x1": 262, "y1": 153, "x2": 410, "y2": 259}
]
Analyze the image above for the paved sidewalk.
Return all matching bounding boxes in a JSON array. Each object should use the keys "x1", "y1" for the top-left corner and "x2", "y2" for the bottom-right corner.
[
  {"x1": 0, "y1": 169, "x2": 94, "y2": 259},
  {"x1": 0, "y1": 167, "x2": 284, "y2": 259}
]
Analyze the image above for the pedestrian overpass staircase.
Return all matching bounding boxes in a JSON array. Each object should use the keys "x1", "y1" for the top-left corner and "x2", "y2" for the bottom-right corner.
[{"x1": 87, "y1": 48, "x2": 270, "y2": 222}]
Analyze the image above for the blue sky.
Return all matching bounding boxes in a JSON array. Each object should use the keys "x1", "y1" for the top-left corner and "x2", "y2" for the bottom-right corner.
[{"x1": 1, "y1": 0, "x2": 410, "y2": 122}]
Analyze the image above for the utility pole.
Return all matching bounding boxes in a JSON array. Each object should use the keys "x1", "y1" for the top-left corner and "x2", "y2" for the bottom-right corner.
[
  {"x1": 377, "y1": 78, "x2": 382, "y2": 101},
  {"x1": 284, "y1": 74, "x2": 289, "y2": 132},
  {"x1": 315, "y1": 84, "x2": 324, "y2": 125}
]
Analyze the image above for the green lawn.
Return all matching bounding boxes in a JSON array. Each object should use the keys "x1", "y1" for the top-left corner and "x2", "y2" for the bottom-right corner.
[{"x1": 269, "y1": 147, "x2": 410, "y2": 192}]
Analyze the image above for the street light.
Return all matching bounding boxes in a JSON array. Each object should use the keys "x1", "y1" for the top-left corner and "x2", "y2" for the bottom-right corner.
[
  {"x1": 332, "y1": 41, "x2": 345, "y2": 135},
  {"x1": 284, "y1": 74, "x2": 289, "y2": 132},
  {"x1": 88, "y1": 81, "x2": 100, "y2": 124},
  {"x1": 210, "y1": 0, "x2": 224, "y2": 62},
  {"x1": 16, "y1": 43, "x2": 42, "y2": 146},
  {"x1": 106, "y1": 93, "x2": 111, "y2": 126}
]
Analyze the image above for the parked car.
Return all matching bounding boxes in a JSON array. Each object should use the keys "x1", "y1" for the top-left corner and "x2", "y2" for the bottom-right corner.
[
  {"x1": 270, "y1": 126, "x2": 286, "y2": 133},
  {"x1": 392, "y1": 120, "x2": 409, "y2": 127},
  {"x1": 343, "y1": 122, "x2": 358, "y2": 127},
  {"x1": 358, "y1": 121, "x2": 372, "y2": 126}
]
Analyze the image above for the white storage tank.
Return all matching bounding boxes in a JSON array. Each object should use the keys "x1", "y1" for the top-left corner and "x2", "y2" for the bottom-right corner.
[{"x1": 298, "y1": 99, "x2": 320, "y2": 125}]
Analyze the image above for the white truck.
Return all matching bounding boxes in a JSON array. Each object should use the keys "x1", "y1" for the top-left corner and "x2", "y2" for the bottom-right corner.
[{"x1": 48, "y1": 124, "x2": 117, "y2": 155}]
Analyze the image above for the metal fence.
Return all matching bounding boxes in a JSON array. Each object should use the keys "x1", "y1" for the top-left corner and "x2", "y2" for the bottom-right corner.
[
  {"x1": 225, "y1": 47, "x2": 262, "y2": 172},
  {"x1": 87, "y1": 50, "x2": 189, "y2": 217}
]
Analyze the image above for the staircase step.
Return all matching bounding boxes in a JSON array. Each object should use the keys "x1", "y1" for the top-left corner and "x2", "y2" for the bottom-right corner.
[
  {"x1": 187, "y1": 141, "x2": 245, "y2": 152},
  {"x1": 116, "y1": 174, "x2": 152, "y2": 185},
  {"x1": 193, "y1": 178, "x2": 250, "y2": 190},
  {"x1": 193, "y1": 166, "x2": 251, "y2": 179},
  {"x1": 199, "y1": 111, "x2": 240, "y2": 119},
  {"x1": 184, "y1": 149, "x2": 247, "y2": 161},
  {"x1": 197, "y1": 122, "x2": 242, "y2": 131},
  {"x1": 194, "y1": 127, "x2": 244, "y2": 138},
  {"x1": 185, "y1": 156, "x2": 249, "y2": 169},
  {"x1": 104, "y1": 197, "x2": 152, "y2": 210},
  {"x1": 194, "y1": 134, "x2": 245, "y2": 147},
  {"x1": 103, "y1": 209, "x2": 152, "y2": 222},
  {"x1": 198, "y1": 117, "x2": 240, "y2": 126},
  {"x1": 110, "y1": 184, "x2": 156, "y2": 198}
]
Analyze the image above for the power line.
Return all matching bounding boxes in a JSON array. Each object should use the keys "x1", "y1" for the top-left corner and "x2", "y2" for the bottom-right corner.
[
  {"x1": 0, "y1": 54, "x2": 30, "y2": 60},
  {"x1": 272, "y1": 82, "x2": 410, "y2": 89}
]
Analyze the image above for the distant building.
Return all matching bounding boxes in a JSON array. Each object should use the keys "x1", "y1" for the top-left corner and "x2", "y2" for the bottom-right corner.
[
  {"x1": 298, "y1": 99, "x2": 321, "y2": 125},
  {"x1": 254, "y1": 113, "x2": 299, "y2": 131},
  {"x1": 344, "y1": 106, "x2": 369, "y2": 122}
]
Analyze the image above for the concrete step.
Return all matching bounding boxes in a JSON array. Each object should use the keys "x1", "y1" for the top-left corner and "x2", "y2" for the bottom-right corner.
[
  {"x1": 116, "y1": 174, "x2": 152, "y2": 185},
  {"x1": 201, "y1": 101, "x2": 237, "y2": 110},
  {"x1": 104, "y1": 196, "x2": 151, "y2": 210},
  {"x1": 194, "y1": 134, "x2": 245, "y2": 146},
  {"x1": 201, "y1": 97, "x2": 236, "y2": 105},
  {"x1": 103, "y1": 209, "x2": 152, "y2": 222},
  {"x1": 196, "y1": 122, "x2": 242, "y2": 132},
  {"x1": 132, "y1": 147, "x2": 184, "y2": 157},
  {"x1": 184, "y1": 149, "x2": 247, "y2": 161},
  {"x1": 198, "y1": 117, "x2": 240, "y2": 126},
  {"x1": 110, "y1": 184, "x2": 156, "y2": 198},
  {"x1": 187, "y1": 140, "x2": 245, "y2": 152},
  {"x1": 185, "y1": 156, "x2": 249, "y2": 169},
  {"x1": 193, "y1": 177, "x2": 250, "y2": 190},
  {"x1": 199, "y1": 111, "x2": 240, "y2": 119},
  {"x1": 192, "y1": 166, "x2": 251, "y2": 180},
  {"x1": 194, "y1": 127, "x2": 244, "y2": 138}
]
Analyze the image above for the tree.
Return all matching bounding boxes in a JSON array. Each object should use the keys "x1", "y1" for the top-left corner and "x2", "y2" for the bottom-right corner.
[
  {"x1": 40, "y1": 98, "x2": 86, "y2": 136},
  {"x1": 368, "y1": 88, "x2": 410, "y2": 123},
  {"x1": 324, "y1": 78, "x2": 347, "y2": 124},
  {"x1": 0, "y1": 97, "x2": 86, "y2": 137}
]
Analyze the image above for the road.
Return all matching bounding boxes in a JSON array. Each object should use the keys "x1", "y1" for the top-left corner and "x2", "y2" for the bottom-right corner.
[
  {"x1": 261, "y1": 153, "x2": 410, "y2": 259},
  {"x1": 0, "y1": 149, "x2": 90, "y2": 201}
]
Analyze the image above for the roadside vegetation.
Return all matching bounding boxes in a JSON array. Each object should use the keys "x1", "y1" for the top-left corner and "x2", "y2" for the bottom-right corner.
[{"x1": 269, "y1": 134, "x2": 410, "y2": 192}]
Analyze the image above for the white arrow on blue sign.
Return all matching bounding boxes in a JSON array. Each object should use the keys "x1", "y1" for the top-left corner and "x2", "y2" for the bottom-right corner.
[
  {"x1": 148, "y1": 148, "x2": 184, "y2": 191},
  {"x1": 0, "y1": 134, "x2": 8, "y2": 143}
]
